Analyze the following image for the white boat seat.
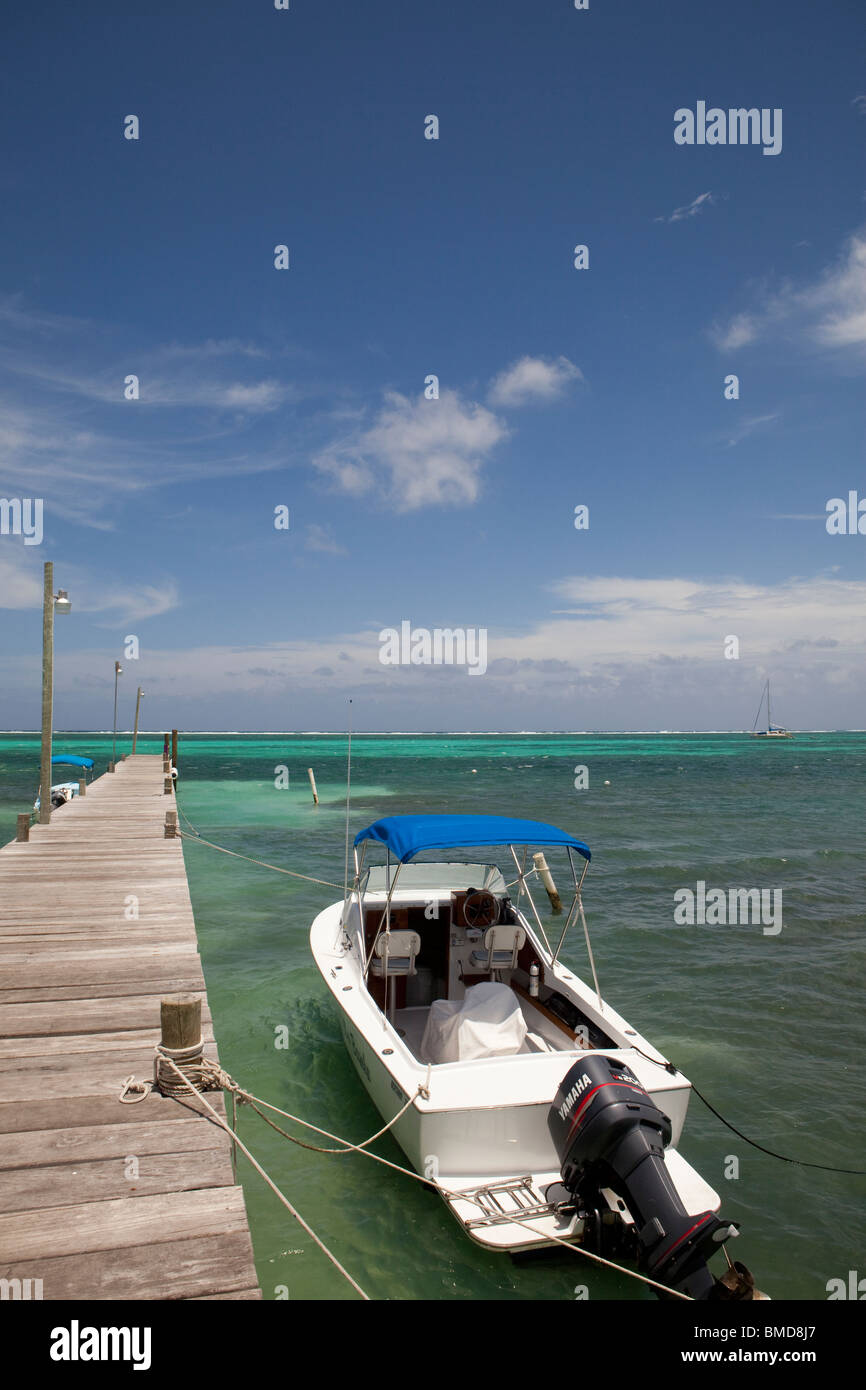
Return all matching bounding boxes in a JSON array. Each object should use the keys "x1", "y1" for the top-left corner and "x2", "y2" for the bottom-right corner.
[
  {"x1": 470, "y1": 924, "x2": 526, "y2": 972},
  {"x1": 369, "y1": 929, "x2": 421, "y2": 977}
]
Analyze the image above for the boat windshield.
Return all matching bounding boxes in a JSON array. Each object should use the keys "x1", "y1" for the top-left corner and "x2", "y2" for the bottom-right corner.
[{"x1": 362, "y1": 862, "x2": 507, "y2": 895}]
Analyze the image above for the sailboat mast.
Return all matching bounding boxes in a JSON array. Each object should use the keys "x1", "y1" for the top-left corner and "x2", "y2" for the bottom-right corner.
[{"x1": 766, "y1": 679, "x2": 771, "y2": 731}]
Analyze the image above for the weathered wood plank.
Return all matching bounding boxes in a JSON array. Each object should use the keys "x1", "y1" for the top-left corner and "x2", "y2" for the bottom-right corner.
[
  {"x1": 0, "y1": 1187, "x2": 250, "y2": 1262},
  {"x1": 0, "y1": 1116, "x2": 230, "y2": 1169},
  {"x1": 1, "y1": 1149, "x2": 236, "y2": 1211},
  {"x1": 0, "y1": 1232, "x2": 259, "y2": 1301},
  {"x1": 0, "y1": 755, "x2": 260, "y2": 1299}
]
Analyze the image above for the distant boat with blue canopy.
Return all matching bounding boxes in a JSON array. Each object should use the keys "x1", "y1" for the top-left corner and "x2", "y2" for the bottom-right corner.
[
  {"x1": 310, "y1": 809, "x2": 761, "y2": 1299},
  {"x1": 34, "y1": 753, "x2": 95, "y2": 811}
]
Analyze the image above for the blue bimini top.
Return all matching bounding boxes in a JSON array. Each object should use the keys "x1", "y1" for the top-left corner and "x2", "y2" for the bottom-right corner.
[
  {"x1": 51, "y1": 755, "x2": 94, "y2": 770},
  {"x1": 354, "y1": 814, "x2": 591, "y2": 863}
]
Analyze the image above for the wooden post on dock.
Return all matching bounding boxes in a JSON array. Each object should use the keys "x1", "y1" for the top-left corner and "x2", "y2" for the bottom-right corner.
[
  {"x1": 78, "y1": 780, "x2": 86, "y2": 797},
  {"x1": 161, "y1": 995, "x2": 201, "y2": 1052},
  {"x1": 171, "y1": 729, "x2": 178, "y2": 769},
  {"x1": 16, "y1": 814, "x2": 30, "y2": 843},
  {"x1": 165, "y1": 810, "x2": 177, "y2": 838}
]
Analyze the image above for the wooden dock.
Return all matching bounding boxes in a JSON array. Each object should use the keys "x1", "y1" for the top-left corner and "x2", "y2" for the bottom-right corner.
[{"x1": 0, "y1": 754, "x2": 261, "y2": 1300}]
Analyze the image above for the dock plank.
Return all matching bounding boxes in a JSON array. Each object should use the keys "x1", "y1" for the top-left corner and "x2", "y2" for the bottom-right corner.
[{"x1": 0, "y1": 755, "x2": 260, "y2": 1299}]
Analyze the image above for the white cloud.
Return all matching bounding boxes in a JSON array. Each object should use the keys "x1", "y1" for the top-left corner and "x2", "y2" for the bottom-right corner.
[
  {"x1": 655, "y1": 191, "x2": 717, "y2": 224},
  {"x1": 313, "y1": 388, "x2": 507, "y2": 511},
  {"x1": 711, "y1": 229, "x2": 866, "y2": 355},
  {"x1": 487, "y1": 355, "x2": 583, "y2": 407},
  {"x1": 305, "y1": 523, "x2": 346, "y2": 555},
  {"x1": 0, "y1": 552, "x2": 43, "y2": 609},
  {"x1": 0, "y1": 547, "x2": 178, "y2": 622},
  {"x1": 712, "y1": 311, "x2": 758, "y2": 351},
  {"x1": 723, "y1": 412, "x2": 780, "y2": 447}
]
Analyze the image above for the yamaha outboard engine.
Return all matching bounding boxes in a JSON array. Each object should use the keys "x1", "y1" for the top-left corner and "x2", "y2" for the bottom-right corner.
[{"x1": 548, "y1": 1055, "x2": 738, "y2": 1300}]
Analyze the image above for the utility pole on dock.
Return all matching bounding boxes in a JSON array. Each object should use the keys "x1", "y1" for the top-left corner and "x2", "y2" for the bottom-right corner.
[
  {"x1": 110, "y1": 660, "x2": 123, "y2": 771},
  {"x1": 38, "y1": 562, "x2": 71, "y2": 825},
  {"x1": 132, "y1": 687, "x2": 145, "y2": 754}
]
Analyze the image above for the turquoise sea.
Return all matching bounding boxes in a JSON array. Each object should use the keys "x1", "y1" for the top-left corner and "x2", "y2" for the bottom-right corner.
[{"x1": 1, "y1": 731, "x2": 864, "y2": 1301}]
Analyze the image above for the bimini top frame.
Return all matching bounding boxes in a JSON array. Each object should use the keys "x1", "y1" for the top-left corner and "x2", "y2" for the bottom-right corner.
[{"x1": 345, "y1": 815, "x2": 601, "y2": 1012}]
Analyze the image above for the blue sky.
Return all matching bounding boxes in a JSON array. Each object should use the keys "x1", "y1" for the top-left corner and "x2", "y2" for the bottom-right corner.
[{"x1": 1, "y1": 0, "x2": 864, "y2": 731}]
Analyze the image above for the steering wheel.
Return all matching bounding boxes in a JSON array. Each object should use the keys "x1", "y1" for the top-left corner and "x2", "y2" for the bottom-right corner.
[{"x1": 463, "y1": 891, "x2": 500, "y2": 929}]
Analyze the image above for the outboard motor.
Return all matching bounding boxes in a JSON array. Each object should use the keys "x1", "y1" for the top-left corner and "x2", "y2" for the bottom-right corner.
[{"x1": 548, "y1": 1055, "x2": 738, "y2": 1300}]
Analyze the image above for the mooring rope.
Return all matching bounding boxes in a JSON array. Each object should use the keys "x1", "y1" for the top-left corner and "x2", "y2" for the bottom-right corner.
[
  {"x1": 177, "y1": 825, "x2": 345, "y2": 890},
  {"x1": 155, "y1": 1054, "x2": 371, "y2": 1300},
  {"x1": 126, "y1": 1052, "x2": 691, "y2": 1300}
]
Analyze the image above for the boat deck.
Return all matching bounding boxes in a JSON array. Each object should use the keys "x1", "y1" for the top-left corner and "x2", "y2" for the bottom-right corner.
[{"x1": 0, "y1": 754, "x2": 261, "y2": 1300}]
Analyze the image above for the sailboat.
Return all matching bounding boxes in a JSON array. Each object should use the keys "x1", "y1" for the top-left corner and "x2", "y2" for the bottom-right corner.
[{"x1": 750, "y1": 680, "x2": 792, "y2": 739}]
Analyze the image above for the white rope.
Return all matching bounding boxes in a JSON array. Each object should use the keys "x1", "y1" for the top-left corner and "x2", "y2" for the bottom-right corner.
[
  {"x1": 244, "y1": 1084, "x2": 692, "y2": 1301},
  {"x1": 156, "y1": 1062, "x2": 691, "y2": 1300},
  {"x1": 177, "y1": 828, "x2": 345, "y2": 890},
  {"x1": 158, "y1": 1055, "x2": 370, "y2": 1300}
]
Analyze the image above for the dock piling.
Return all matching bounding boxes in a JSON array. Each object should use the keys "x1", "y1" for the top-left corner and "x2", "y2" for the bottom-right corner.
[
  {"x1": 532, "y1": 852, "x2": 563, "y2": 914},
  {"x1": 16, "y1": 814, "x2": 30, "y2": 843}
]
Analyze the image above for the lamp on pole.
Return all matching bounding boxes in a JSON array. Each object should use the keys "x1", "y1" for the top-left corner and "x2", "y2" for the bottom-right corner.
[
  {"x1": 132, "y1": 687, "x2": 145, "y2": 754},
  {"x1": 111, "y1": 660, "x2": 123, "y2": 771},
  {"x1": 39, "y1": 563, "x2": 71, "y2": 825}
]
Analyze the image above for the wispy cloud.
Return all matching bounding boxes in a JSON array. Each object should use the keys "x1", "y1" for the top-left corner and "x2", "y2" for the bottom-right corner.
[
  {"x1": 304, "y1": 523, "x2": 346, "y2": 555},
  {"x1": 710, "y1": 227, "x2": 866, "y2": 356},
  {"x1": 712, "y1": 311, "x2": 758, "y2": 351},
  {"x1": 722, "y1": 412, "x2": 780, "y2": 447},
  {"x1": 313, "y1": 388, "x2": 507, "y2": 511},
  {"x1": 487, "y1": 355, "x2": 583, "y2": 407},
  {"x1": 655, "y1": 191, "x2": 718, "y2": 224},
  {"x1": 0, "y1": 546, "x2": 179, "y2": 622}
]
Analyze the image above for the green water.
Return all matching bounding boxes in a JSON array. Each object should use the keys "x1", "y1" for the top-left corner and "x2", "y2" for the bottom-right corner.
[{"x1": 1, "y1": 732, "x2": 864, "y2": 1300}]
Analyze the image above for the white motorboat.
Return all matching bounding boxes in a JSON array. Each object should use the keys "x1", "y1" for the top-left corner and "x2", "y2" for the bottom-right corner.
[
  {"x1": 311, "y1": 813, "x2": 759, "y2": 1300},
  {"x1": 33, "y1": 753, "x2": 95, "y2": 811}
]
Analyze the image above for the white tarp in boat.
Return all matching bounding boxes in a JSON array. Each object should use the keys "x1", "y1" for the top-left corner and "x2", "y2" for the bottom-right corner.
[{"x1": 420, "y1": 982, "x2": 527, "y2": 1064}]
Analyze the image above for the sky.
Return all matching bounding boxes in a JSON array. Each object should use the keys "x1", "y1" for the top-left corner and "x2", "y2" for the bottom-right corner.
[{"x1": 0, "y1": 0, "x2": 864, "y2": 732}]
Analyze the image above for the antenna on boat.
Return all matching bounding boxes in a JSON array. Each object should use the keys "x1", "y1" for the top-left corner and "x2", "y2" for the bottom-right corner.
[{"x1": 343, "y1": 698, "x2": 353, "y2": 900}]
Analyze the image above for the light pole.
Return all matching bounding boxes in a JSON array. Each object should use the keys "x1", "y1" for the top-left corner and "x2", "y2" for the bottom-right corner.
[
  {"x1": 39, "y1": 562, "x2": 71, "y2": 825},
  {"x1": 132, "y1": 687, "x2": 145, "y2": 754},
  {"x1": 111, "y1": 660, "x2": 123, "y2": 771}
]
